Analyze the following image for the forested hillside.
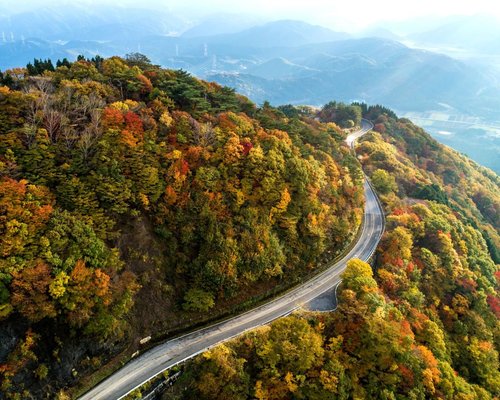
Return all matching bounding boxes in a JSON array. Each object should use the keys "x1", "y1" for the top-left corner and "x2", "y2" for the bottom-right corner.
[
  {"x1": 164, "y1": 107, "x2": 500, "y2": 400},
  {"x1": 359, "y1": 106, "x2": 499, "y2": 263},
  {"x1": 0, "y1": 55, "x2": 364, "y2": 397}
]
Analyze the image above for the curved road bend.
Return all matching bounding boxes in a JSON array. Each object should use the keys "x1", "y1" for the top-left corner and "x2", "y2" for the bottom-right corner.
[{"x1": 80, "y1": 118, "x2": 383, "y2": 400}]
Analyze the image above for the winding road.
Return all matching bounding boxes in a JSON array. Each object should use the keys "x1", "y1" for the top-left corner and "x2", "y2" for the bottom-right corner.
[{"x1": 79, "y1": 119, "x2": 384, "y2": 400}]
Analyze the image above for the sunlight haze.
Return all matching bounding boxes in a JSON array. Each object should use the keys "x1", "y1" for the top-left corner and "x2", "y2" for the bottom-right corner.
[{"x1": 2, "y1": 0, "x2": 500, "y2": 31}]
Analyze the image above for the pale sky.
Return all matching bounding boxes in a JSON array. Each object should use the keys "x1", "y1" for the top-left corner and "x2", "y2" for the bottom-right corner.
[
  {"x1": 168, "y1": 0, "x2": 500, "y2": 31},
  {"x1": 2, "y1": 0, "x2": 500, "y2": 32}
]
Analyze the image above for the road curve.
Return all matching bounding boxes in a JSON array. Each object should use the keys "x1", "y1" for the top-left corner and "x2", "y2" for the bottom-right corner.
[
  {"x1": 79, "y1": 118, "x2": 383, "y2": 400},
  {"x1": 347, "y1": 119, "x2": 373, "y2": 149}
]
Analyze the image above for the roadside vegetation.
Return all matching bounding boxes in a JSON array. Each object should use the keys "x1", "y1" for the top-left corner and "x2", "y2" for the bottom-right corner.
[{"x1": 162, "y1": 106, "x2": 500, "y2": 400}]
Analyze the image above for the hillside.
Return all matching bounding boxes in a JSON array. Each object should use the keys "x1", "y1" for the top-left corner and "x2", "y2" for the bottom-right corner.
[
  {"x1": 0, "y1": 56, "x2": 364, "y2": 398},
  {"x1": 359, "y1": 107, "x2": 500, "y2": 255},
  {"x1": 160, "y1": 106, "x2": 500, "y2": 400}
]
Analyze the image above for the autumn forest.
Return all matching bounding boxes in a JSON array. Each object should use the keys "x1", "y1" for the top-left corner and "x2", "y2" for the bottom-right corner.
[{"x1": 0, "y1": 54, "x2": 498, "y2": 399}]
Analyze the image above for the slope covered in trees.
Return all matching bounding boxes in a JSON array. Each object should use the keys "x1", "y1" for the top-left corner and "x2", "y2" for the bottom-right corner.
[
  {"x1": 164, "y1": 108, "x2": 499, "y2": 400},
  {"x1": 0, "y1": 56, "x2": 363, "y2": 397},
  {"x1": 358, "y1": 106, "x2": 499, "y2": 263}
]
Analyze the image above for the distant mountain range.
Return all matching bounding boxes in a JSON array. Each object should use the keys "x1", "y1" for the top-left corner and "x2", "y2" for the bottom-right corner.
[
  {"x1": 180, "y1": 14, "x2": 264, "y2": 37},
  {"x1": 1, "y1": 10, "x2": 498, "y2": 116},
  {"x1": 202, "y1": 38, "x2": 496, "y2": 114},
  {"x1": 0, "y1": 4, "x2": 187, "y2": 40}
]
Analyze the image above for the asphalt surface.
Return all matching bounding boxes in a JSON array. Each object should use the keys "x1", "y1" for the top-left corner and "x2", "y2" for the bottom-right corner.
[
  {"x1": 79, "y1": 119, "x2": 383, "y2": 400},
  {"x1": 306, "y1": 281, "x2": 340, "y2": 311}
]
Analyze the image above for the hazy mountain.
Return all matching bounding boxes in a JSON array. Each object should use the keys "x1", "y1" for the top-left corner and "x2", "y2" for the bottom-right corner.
[
  {"x1": 0, "y1": 39, "x2": 117, "y2": 70},
  {"x1": 355, "y1": 27, "x2": 402, "y2": 41},
  {"x1": 0, "y1": 4, "x2": 188, "y2": 41},
  {"x1": 181, "y1": 13, "x2": 264, "y2": 37},
  {"x1": 204, "y1": 38, "x2": 497, "y2": 114},
  {"x1": 373, "y1": 14, "x2": 467, "y2": 37},
  {"x1": 3, "y1": 15, "x2": 498, "y2": 120},
  {"x1": 408, "y1": 14, "x2": 500, "y2": 54},
  {"x1": 170, "y1": 20, "x2": 350, "y2": 50},
  {"x1": 210, "y1": 20, "x2": 350, "y2": 47},
  {"x1": 248, "y1": 57, "x2": 319, "y2": 79}
]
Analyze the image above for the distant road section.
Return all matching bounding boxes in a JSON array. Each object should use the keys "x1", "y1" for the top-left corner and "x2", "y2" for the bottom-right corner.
[
  {"x1": 79, "y1": 119, "x2": 384, "y2": 400},
  {"x1": 346, "y1": 119, "x2": 374, "y2": 149}
]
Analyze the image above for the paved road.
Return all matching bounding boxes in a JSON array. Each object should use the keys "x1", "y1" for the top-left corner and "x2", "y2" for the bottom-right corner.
[
  {"x1": 346, "y1": 119, "x2": 373, "y2": 149},
  {"x1": 79, "y1": 119, "x2": 383, "y2": 400}
]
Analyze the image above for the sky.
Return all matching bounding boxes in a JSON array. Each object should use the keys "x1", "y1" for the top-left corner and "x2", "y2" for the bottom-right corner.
[{"x1": 1, "y1": 0, "x2": 499, "y2": 31}]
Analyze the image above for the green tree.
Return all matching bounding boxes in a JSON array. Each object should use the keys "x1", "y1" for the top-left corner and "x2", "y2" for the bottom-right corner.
[
  {"x1": 371, "y1": 169, "x2": 397, "y2": 194},
  {"x1": 183, "y1": 289, "x2": 215, "y2": 312}
]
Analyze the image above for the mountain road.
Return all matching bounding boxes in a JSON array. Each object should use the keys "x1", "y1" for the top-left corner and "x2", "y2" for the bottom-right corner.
[{"x1": 79, "y1": 118, "x2": 383, "y2": 400}]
